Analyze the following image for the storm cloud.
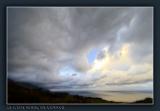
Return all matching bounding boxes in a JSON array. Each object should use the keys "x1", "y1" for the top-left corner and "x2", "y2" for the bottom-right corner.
[{"x1": 7, "y1": 7, "x2": 153, "y2": 91}]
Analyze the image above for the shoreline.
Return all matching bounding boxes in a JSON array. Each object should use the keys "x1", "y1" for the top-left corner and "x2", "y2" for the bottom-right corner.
[{"x1": 7, "y1": 79, "x2": 153, "y2": 104}]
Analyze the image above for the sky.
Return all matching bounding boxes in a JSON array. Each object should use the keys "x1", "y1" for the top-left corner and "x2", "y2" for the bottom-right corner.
[{"x1": 7, "y1": 7, "x2": 153, "y2": 91}]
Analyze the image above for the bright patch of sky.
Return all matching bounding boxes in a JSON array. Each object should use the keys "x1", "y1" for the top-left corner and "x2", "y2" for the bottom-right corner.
[
  {"x1": 87, "y1": 48, "x2": 101, "y2": 64},
  {"x1": 59, "y1": 65, "x2": 77, "y2": 77}
]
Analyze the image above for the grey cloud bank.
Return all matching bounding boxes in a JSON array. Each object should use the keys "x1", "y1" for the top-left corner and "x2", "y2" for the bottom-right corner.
[{"x1": 8, "y1": 7, "x2": 153, "y2": 91}]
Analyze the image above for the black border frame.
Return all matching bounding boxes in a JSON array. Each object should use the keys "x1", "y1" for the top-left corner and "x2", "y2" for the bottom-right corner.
[{"x1": 0, "y1": 0, "x2": 160, "y2": 111}]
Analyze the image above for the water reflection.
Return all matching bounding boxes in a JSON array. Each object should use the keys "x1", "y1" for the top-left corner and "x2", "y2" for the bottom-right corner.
[{"x1": 69, "y1": 91, "x2": 153, "y2": 102}]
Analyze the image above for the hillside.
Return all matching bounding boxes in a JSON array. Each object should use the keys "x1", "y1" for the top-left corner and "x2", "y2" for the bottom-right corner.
[
  {"x1": 7, "y1": 79, "x2": 152, "y2": 104},
  {"x1": 8, "y1": 79, "x2": 117, "y2": 103},
  {"x1": 133, "y1": 98, "x2": 152, "y2": 103}
]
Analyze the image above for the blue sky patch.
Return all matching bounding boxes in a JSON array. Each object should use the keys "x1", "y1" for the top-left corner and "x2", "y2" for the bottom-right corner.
[{"x1": 87, "y1": 48, "x2": 101, "y2": 64}]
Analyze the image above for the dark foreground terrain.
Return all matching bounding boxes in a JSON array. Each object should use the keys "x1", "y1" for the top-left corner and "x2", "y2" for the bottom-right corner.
[{"x1": 8, "y1": 79, "x2": 152, "y2": 104}]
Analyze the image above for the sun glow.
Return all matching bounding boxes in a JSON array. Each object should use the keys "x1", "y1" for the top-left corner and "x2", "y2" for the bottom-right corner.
[{"x1": 89, "y1": 44, "x2": 132, "y2": 74}]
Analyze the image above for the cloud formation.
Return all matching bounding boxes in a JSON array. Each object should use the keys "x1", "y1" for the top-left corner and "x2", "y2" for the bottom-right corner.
[{"x1": 8, "y1": 7, "x2": 153, "y2": 91}]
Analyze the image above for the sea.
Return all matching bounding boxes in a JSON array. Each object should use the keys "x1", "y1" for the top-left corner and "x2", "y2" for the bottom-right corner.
[{"x1": 68, "y1": 90, "x2": 153, "y2": 103}]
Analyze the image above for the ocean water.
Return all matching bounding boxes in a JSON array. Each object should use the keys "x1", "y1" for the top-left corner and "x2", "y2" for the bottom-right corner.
[{"x1": 69, "y1": 91, "x2": 153, "y2": 102}]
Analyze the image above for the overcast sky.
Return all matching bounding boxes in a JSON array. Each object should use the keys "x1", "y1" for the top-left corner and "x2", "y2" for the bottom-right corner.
[{"x1": 7, "y1": 7, "x2": 153, "y2": 91}]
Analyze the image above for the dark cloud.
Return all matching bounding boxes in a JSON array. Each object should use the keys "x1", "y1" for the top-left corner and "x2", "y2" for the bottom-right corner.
[
  {"x1": 72, "y1": 73, "x2": 77, "y2": 76},
  {"x1": 97, "y1": 50, "x2": 106, "y2": 60},
  {"x1": 105, "y1": 78, "x2": 152, "y2": 86},
  {"x1": 7, "y1": 7, "x2": 153, "y2": 91}
]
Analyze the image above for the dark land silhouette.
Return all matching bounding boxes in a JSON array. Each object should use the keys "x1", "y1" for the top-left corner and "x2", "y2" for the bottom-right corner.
[
  {"x1": 133, "y1": 97, "x2": 152, "y2": 103},
  {"x1": 7, "y1": 79, "x2": 152, "y2": 104}
]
